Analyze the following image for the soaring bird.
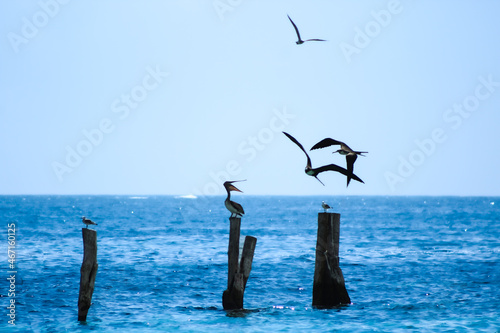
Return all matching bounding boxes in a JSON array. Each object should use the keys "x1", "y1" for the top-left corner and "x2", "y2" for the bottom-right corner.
[
  {"x1": 82, "y1": 216, "x2": 98, "y2": 228},
  {"x1": 283, "y1": 131, "x2": 363, "y2": 186},
  {"x1": 287, "y1": 15, "x2": 326, "y2": 45},
  {"x1": 223, "y1": 180, "x2": 245, "y2": 218},
  {"x1": 322, "y1": 201, "x2": 331, "y2": 212},
  {"x1": 311, "y1": 138, "x2": 367, "y2": 186}
]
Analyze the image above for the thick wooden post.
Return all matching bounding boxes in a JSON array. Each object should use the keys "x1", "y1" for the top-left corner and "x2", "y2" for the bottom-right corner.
[
  {"x1": 222, "y1": 217, "x2": 257, "y2": 310},
  {"x1": 78, "y1": 228, "x2": 98, "y2": 321},
  {"x1": 312, "y1": 212, "x2": 350, "y2": 308}
]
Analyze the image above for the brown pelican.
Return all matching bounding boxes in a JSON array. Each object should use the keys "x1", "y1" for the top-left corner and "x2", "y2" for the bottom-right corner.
[
  {"x1": 223, "y1": 180, "x2": 245, "y2": 218},
  {"x1": 288, "y1": 15, "x2": 326, "y2": 45},
  {"x1": 283, "y1": 132, "x2": 363, "y2": 186},
  {"x1": 311, "y1": 138, "x2": 367, "y2": 186},
  {"x1": 322, "y1": 201, "x2": 331, "y2": 212},
  {"x1": 82, "y1": 216, "x2": 98, "y2": 228}
]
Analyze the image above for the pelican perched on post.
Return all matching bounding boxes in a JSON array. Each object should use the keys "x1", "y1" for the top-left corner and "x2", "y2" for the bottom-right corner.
[
  {"x1": 311, "y1": 138, "x2": 367, "y2": 186},
  {"x1": 283, "y1": 132, "x2": 364, "y2": 186},
  {"x1": 82, "y1": 216, "x2": 98, "y2": 228},
  {"x1": 223, "y1": 180, "x2": 245, "y2": 218}
]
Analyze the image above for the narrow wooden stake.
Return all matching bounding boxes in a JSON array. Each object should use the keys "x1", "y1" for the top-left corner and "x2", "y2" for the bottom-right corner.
[
  {"x1": 312, "y1": 212, "x2": 350, "y2": 308},
  {"x1": 226, "y1": 217, "x2": 241, "y2": 290},
  {"x1": 78, "y1": 228, "x2": 98, "y2": 321},
  {"x1": 222, "y1": 217, "x2": 257, "y2": 310},
  {"x1": 239, "y1": 236, "x2": 257, "y2": 289}
]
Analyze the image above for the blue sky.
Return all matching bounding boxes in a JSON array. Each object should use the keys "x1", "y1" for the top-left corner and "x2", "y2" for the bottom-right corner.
[{"x1": 1, "y1": 1, "x2": 499, "y2": 196}]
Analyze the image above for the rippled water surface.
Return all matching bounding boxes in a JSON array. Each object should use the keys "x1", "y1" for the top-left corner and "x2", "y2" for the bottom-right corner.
[{"x1": 1, "y1": 195, "x2": 499, "y2": 332}]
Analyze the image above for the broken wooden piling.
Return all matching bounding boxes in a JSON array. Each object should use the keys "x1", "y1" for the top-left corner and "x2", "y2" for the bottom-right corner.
[
  {"x1": 78, "y1": 228, "x2": 98, "y2": 321},
  {"x1": 312, "y1": 212, "x2": 350, "y2": 308},
  {"x1": 222, "y1": 217, "x2": 257, "y2": 310}
]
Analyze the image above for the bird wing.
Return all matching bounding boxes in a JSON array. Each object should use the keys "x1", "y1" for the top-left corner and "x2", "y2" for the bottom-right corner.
[
  {"x1": 310, "y1": 138, "x2": 344, "y2": 150},
  {"x1": 346, "y1": 154, "x2": 358, "y2": 186},
  {"x1": 304, "y1": 39, "x2": 327, "y2": 42},
  {"x1": 314, "y1": 163, "x2": 364, "y2": 184},
  {"x1": 283, "y1": 131, "x2": 312, "y2": 169},
  {"x1": 287, "y1": 15, "x2": 302, "y2": 41},
  {"x1": 346, "y1": 154, "x2": 357, "y2": 172},
  {"x1": 231, "y1": 200, "x2": 244, "y2": 215}
]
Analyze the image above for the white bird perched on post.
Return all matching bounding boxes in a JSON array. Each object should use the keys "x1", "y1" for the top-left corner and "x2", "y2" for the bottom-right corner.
[
  {"x1": 82, "y1": 216, "x2": 98, "y2": 228},
  {"x1": 321, "y1": 201, "x2": 331, "y2": 212}
]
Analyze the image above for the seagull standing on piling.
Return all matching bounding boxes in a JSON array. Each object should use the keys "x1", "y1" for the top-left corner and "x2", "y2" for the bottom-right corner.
[
  {"x1": 322, "y1": 201, "x2": 331, "y2": 212},
  {"x1": 287, "y1": 15, "x2": 326, "y2": 45},
  {"x1": 223, "y1": 180, "x2": 245, "y2": 218},
  {"x1": 282, "y1": 132, "x2": 364, "y2": 186},
  {"x1": 82, "y1": 216, "x2": 98, "y2": 228},
  {"x1": 311, "y1": 138, "x2": 368, "y2": 186}
]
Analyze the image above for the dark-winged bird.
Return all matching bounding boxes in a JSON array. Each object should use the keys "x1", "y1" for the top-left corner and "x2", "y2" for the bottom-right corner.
[
  {"x1": 223, "y1": 180, "x2": 245, "y2": 218},
  {"x1": 287, "y1": 15, "x2": 326, "y2": 45},
  {"x1": 283, "y1": 132, "x2": 363, "y2": 186},
  {"x1": 82, "y1": 216, "x2": 98, "y2": 228},
  {"x1": 311, "y1": 138, "x2": 367, "y2": 186}
]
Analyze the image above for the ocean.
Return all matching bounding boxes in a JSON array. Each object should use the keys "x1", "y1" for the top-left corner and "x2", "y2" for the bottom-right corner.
[{"x1": 1, "y1": 195, "x2": 499, "y2": 332}]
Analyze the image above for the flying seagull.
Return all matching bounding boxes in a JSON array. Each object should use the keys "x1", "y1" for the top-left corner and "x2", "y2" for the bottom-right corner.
[
  {"x1": 223, "y1": 180, "x2": 245, "y2": 218},
  {"x1": 283, "y1": 131, "x2": 363, "y2": 186},
  {"x1": 82, "y1": 216, "x2": 98, "y2": 228},
  {"x1": 322, "y1": 201, "x2": 331, "y2": 212},
  {"x1": 311, "y1": 138, "x2": 368, "y2": 186},
  {"x1": 287, "y1": 15, "x2": 326, "y2": 45}
]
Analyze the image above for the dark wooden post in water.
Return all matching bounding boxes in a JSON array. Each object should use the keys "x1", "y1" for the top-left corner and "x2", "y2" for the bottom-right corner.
[
  {"x1": 222, "y1": 217, "x2": 257, "y2": 310},
  {"x1": 312, "y1": 212, "x2": 350, "y2": 307},
  {"x1": 78, "y1": 228, "x2": 98, "y2": 321}
]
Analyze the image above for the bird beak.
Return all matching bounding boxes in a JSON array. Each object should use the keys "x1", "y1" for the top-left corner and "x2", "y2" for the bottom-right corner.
[
  {"x1": 228, "y1": 179, "x2": 246, "y2": 184},
  {"x1": 229, "y1": 185, "x2": 243, "y2": 193},
  {"x1": 224, "y1": 179, "x2": 246, "y2": 192}
]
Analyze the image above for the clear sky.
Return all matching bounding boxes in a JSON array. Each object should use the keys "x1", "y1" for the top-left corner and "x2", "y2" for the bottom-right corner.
[{"x1": 1, "y1": 1, "x2": 499, "y2": 196}]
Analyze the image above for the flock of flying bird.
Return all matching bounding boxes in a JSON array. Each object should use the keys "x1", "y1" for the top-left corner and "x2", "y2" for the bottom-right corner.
[
  {"x1": 223, "y1": 134, "x2": 367, "y2": 219},
  {"x1": 222, "y1": 15, "x2": 368, "y2": 220},
  {"x1": 81, "y1": 16, "x2": 367, "y2": 227}
]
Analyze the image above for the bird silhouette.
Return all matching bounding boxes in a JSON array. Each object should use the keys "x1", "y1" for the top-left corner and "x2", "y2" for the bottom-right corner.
[
  {"x1": 82, "y1": 216, "x2": 98, "y2": 228},
  {"x1": 223, "y1": 180, "x2": 245, "y2": 218},
  {"x1": 287, "y1": 15, "x2": 326, "y2": 45},
  {"x1": 311, "y1": 138, "x2": 367, "y2": 186}
]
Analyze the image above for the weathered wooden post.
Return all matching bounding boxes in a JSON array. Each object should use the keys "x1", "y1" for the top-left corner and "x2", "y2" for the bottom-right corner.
[
  {"x1": 222, "y1": 217, "x2": 257, "y2": 310},
  {"x1": 78, "y1": 228, "x2": 98, "y2": 321},
  {"x1": 312, "y1": 212, "x2": 350, "y2": 308}
]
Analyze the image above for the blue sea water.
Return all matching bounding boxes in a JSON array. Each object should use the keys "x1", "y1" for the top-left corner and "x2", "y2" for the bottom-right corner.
[{"x1": 0, "y1": 195, "x2": 499, "y2": 332}]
